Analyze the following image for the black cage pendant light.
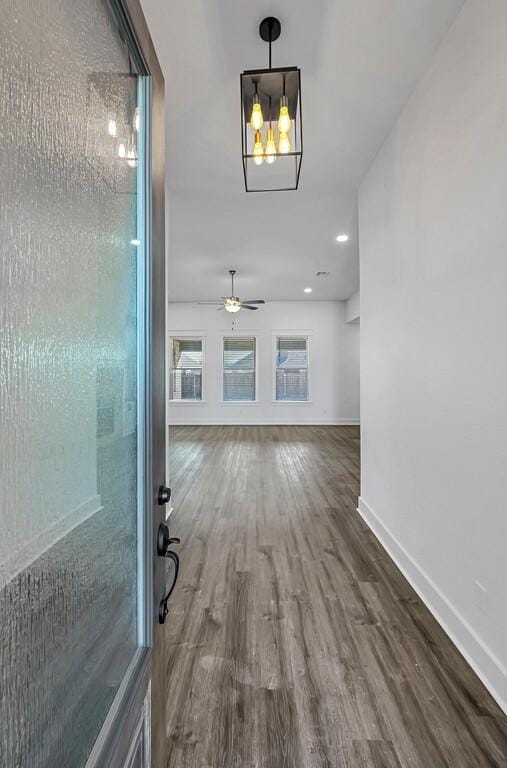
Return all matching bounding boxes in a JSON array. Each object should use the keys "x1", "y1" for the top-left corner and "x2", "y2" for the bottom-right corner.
[{"x1": 240, "y1": 17, "x2": 303, "y2": 192}]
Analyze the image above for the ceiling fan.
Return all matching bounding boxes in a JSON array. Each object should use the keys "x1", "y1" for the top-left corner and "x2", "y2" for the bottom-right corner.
[{"x1": 198, "y1": 270, "x2": 266, "y2": 313}]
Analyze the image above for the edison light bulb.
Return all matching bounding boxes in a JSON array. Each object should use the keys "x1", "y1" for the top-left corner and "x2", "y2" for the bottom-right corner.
[
  {"x1": 250, "y1": 94, "x2": 264, "y2": 131},
  {"x1": 117, "y1": 141, "x2": 126, "y2": 159},
  {"x1": 108, "y1": 117, "x2": 117, "y2": 137},
  {"x1": 133, "y1": 107, "x2": 140, "y2": 133},
  {"x1": 278, "y1": 131, "x2": 290, "y2": 154},
  {"x1": 265, "y1": 126, "x2": 276, "y2": 164},
  {"x1": 278, "y1": 97, "x2": 291, "y2": 134},
  {"x1": 126, "y1": 133, "x2": 137, "y2": 168},
  {"x1": 253, "y1": 130, "x2": 264, "y2": 166}
]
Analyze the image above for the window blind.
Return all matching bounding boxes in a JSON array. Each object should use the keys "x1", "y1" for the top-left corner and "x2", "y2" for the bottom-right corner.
[
  {"x1": 275, "y1": 336, "x2": 308, "y2": 401},
  {"x1": 170, "y1": 338, "x2": 203, "y2": 400},
  {"x1": 223, "y1": 336, "x2": 256, "y2": 401}
]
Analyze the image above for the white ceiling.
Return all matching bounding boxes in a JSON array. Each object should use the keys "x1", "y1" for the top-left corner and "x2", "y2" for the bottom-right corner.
[{"x1": 141, "y1": 0, "x2": 464, "y2": 302}]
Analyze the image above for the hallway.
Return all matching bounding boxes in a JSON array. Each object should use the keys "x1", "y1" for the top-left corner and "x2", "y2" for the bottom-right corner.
[{"x1": 165, "y1": 426, "x2": 507, "y2": 767}]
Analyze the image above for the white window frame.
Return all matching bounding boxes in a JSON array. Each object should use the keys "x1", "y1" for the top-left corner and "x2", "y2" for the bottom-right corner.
[
  {"x1": 272, "y1": 332, "x2": 312, "y2": 404},
  {"x1": 168, "y1": 334, "x2": 207, "y2": 404},
  {"x1": 220, "y1": 333, "x2": 259, "y2": 405}
]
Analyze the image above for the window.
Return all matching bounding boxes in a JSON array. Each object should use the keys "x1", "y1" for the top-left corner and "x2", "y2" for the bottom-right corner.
[
  {"x1": 170, "y1": 338, "x2": 203, "y2": 401},
  {"x1": 223, "y1": 336, "x2": 256, "y2": 401},
  {"x1": 275, "y1": 336, "x2": 309, "y2": 401}
]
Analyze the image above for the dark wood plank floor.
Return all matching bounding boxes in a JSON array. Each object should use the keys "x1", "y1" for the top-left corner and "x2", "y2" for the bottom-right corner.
[{"x1": 165, "y1": 425, "x2": 507, "y2": 767}]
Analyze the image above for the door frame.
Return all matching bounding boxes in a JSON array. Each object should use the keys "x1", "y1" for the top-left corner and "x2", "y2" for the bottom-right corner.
[{"x1": 84, "y1": 1, "x2": 166, "y2": 766}]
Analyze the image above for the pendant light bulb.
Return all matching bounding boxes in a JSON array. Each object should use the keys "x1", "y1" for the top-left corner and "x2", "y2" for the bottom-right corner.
[
  {"x1": 253, "y1": 130, "x2": 264, "y2": 166},
  {"x1": 278, "y1": 131, "x2": 291, "y2": 154},
  {"x1": 265, "y1": 126, "x2": 277, "y2": 164},
  {"x1": 117, "y1": 141, "x2": 126, "y2": 159},
  {"x1": 278, "y1": 96, "x2": 291, "y2": 134},
  {"x1": 133, "y1": 107, "x2": 140, "y2": 133},
  {"x1": 250, "y1": 93, "x2": 264, "y2": 130},
  {"x1": 108, "y1": 117, "x2": 117, "y2": 137},
  {"x1": 126, "y1": 134, "x2": 137, "y2": 168}
]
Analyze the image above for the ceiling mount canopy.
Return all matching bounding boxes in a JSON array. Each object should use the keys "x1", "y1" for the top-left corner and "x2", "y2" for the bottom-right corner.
[
  {"x1": 240, "y1": 16, "x2": 303, "y2": 192},
  {"x1": 259, "y1": 16, "x2": 281, "y2": 66}
]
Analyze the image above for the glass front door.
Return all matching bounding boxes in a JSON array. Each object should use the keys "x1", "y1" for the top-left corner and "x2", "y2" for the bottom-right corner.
[{"x1": 0, "y1": 1, "x2": 159, "y2": 765}]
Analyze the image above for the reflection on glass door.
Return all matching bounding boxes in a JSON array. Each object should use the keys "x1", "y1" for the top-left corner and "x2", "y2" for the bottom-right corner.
[{"x1": 0, "y1": 1, "x2": 148, "y2": 765}]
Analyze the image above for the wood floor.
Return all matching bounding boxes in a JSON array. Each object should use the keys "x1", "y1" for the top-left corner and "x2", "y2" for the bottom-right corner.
[{"x1": 165, "y1": 425, "x2": 507, "y2": 768}]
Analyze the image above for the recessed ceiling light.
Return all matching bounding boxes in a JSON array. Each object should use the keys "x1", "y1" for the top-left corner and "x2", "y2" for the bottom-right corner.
[
  {"x1": 336, "y1": 234, "x2": 349, "y2": 243},
  {"x1": 304, "y1": 287, "x2": 312, "y2": 293},
  {"x1": 130, "y1": 239, "x2": 141, "y2": 246}
]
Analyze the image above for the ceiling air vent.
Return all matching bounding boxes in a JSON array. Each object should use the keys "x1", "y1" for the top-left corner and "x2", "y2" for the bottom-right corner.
[{"x1": 315, "y1": 271, "x2": 331, "y2": 277}]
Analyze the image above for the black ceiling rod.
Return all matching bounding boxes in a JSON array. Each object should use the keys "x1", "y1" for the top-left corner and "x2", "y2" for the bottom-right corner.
[{"x1": 259, "y1": 16, "x2": 281, "y2": 70}]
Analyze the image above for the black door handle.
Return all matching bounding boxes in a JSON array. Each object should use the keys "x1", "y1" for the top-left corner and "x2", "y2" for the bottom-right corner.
[
  {"x1": 157, "y1": 521, "x2": 180, "y2": 557},
  {"x1": 157, "y1": 528, "x2": 181, "y2": 624},
  {"x1": 158, "y1": 485, "x2": 171, "y2": 505},
  {"x1": 159, "y1": 551, "x2": 180, "y2": 624}
]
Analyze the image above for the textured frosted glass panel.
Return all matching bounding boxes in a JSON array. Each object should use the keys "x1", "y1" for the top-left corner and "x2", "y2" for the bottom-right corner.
[{"x1": 0, "y1": 1, "x2": 144, "y2": 765}]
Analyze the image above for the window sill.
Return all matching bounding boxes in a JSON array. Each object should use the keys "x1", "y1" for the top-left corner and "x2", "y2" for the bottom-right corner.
[
  {"x1": 169, "y1": 400, "x2": 207, "y2": 404},
  {"x1": 220, "y1": 401, "x2": 260, "y2": 406},
  {"x1": 272, "y1": 400, "x2": 313, "y2": 405}
]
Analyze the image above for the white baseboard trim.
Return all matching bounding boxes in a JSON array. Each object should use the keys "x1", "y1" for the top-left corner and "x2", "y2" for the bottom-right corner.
[
  {"x1": 357, "y1": 496, "x2": 507, "y2": 715},
  {"x1": 169, "y1": 418, "x2": 360, "y2": 426}
]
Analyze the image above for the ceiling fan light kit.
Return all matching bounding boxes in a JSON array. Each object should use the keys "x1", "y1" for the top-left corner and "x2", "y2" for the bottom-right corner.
[
  {"x1": 224, "y1": 297, "x2": 241, "y2": 314},
  {"x1": 240, "y1": 17, "x2": 303, "y2": 192}
]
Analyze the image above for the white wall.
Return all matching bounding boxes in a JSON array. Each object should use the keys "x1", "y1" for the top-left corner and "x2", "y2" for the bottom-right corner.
[
  {"x1": 168, "y1": 301, "x2": 359, "y2": 425},
  {"x1": 359, "y1": 0, "x2": 507, "y2": 712},
  {"x1": 346, "y1": 291, "x2": 360, "y2": 324}
]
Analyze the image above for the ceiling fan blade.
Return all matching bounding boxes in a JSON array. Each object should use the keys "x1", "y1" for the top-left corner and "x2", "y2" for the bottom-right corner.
[
  {"x1": 217, "y1": 306, "x2": 225, "y2": 311},
  {"x1": 241, "y1": 299, "x2": 265, "y2": 304},
  {"x1": 197, "y1": 302, "x2": 223, "y2": 305},
  {"x1": 240, "y1": 304, "x2": 258, "y2": 310}
]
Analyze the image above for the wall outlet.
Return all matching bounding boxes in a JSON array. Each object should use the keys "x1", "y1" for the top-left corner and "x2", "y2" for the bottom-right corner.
[{"x1": 474, "y1": 581, "x2": 488, "y2": 614}]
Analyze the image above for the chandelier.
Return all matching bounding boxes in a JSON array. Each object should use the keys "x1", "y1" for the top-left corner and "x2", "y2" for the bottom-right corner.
[{"x1": 240, "y1": 17, "x2": 303, "y2": 192}]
